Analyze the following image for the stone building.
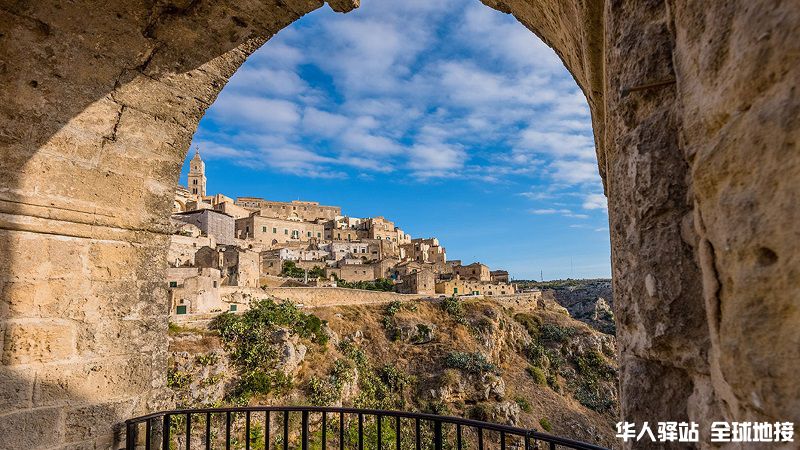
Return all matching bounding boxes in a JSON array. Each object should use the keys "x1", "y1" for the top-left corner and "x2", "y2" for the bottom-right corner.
[
  {"x1": 490, "y1": 270, "x2": 510, "y2": 283},
  {"x1": 325, "y1": 262, "x2": 376, "y2": 283},
  {"x1": 324, "y1": 219, "x2": 361, "y2": 241},
  {"x1": 236, "y1": 198, "x2": 341, "y2": 221},
  {"x1": 214, "y1": 201, "x2": 252, "y2": 219},
  {"x1": 167, "y1": 267, "x2": 224, "y2": 315},
  {"x1": 398, "y1": 269, "x2": 436, "y2": 295},
  {"x1": 236, "y1": 215, "x2": 324, "y2": 245},
  {"x1": 360, "y1": 216, "x2": 411, "y2": 244},
  {"x1": 453, "y1": 262, "x2": 491, "y2": 282},
  {"x1": 172, "y1": 209, "x2": 235, "y2": 245},
  {"x1": 401, "y1": 238, "x2": 446, "y2": 264},
  {"x1": 435, "y1": 278, "x2": 516, "y2": 297},
  {"x1": 167, "y1": 234, "x2": 213, "y2": 268}
]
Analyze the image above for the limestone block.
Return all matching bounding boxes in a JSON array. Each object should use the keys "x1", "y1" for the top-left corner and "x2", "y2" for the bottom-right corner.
[
  {"x1": 2, "y1": 319, "x2": 76, "y2": 365},
  {"x1": 0, "y1": 406, "x2": 63, "y2": 449},
  {"x1": 63, "y1": 398, "x2": 136, "y2": 443},
  {"x1": 34, "y1": 356, "x2": 154, "y2": 407},
  {"x1": 0, "y1": 366, "x2": 34, "y2": 411}
]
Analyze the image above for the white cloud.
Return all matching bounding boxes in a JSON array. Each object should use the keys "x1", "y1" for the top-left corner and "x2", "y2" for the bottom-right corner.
[
  {"x1": 583, "y1": 193, "x2": 607, "y2": 211},
  {"x1": 210, "y1": 95, "x2": 300, "y2": 132},
  {"x1": 550, "y1": 160, "x2": 601, "y2": 185}
]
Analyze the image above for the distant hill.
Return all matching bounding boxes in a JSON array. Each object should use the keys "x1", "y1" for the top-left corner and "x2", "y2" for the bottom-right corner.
[{"x1": 516, "y1": 279, "x2": 615, "y2": 335}]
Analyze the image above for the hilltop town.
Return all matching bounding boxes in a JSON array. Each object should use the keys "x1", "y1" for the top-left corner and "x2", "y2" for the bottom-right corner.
[{"x1": 168, "y1": 150, "x2": 516, "y2": 316}]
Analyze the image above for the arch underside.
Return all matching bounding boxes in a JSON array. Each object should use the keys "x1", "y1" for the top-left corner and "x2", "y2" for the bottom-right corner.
[{"x1": 0, "y1": 0, "x2": 797, "y2": 448}]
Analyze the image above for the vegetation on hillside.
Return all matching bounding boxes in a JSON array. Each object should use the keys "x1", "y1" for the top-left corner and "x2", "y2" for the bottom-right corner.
[{"x1": 167, "y1": 295, "x2": 620, "y2": 447}]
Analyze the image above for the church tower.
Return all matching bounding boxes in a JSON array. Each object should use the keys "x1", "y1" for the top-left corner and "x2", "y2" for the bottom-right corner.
[{"x1": 187, "y1": 146, "x2": 206, "y2": 197}]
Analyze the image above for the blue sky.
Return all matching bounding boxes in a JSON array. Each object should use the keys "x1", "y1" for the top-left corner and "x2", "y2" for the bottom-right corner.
[{"x1": 183, "y1": 0, "x2": 611, "y2": 280}]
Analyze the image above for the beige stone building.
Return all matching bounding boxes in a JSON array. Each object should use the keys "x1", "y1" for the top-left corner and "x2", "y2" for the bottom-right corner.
[
  {"x1": 167, "y1": 267, "x2": 226, "y2": 315},
  {"x1": 325, "y1": 263, "x2": 376, "y2": 283},
  {"x1": 435, "y1": 278, "x2": 516, "y2": 297},
  {"x1": 453, "y1": 262, "x2": 491, "y2": 282},
  {"x1": 398, "y1": 269, "x2": 436, "y2": 295},
  {"x1": 401, "y1": 238, "x2": 446, "y2": 264},
  {"x1": 236, "y1": 215, "x2": 324, "y2": 245},
  {"x1": 214, "y1": 201, "x2": 252, "y2": 219},
  {"x1": 359, "y1": 216, "x2": 411, "y2": 244},
  {"x1": 490, "y1": 270, "x2": 510, "y2": 283},
  {"x1": 236, "y1": 198, "x2": 341, "y2": 221}
]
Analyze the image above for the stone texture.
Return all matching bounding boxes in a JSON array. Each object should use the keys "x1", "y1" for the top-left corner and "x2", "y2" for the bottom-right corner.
[{"x1": 0, "y1": 0, "x2": 797, "y2": 449}]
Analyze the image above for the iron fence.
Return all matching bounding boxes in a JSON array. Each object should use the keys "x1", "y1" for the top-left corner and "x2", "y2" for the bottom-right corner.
[{"x1": 125, "y1": 406, "x2": 608, "y2": 450}]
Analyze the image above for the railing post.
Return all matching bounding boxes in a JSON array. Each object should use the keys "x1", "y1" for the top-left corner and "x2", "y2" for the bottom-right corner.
[
  {"x1": 283, "y1": 410, "x2": 289, "y2": 450},
  {"x1": 163, "y1": 414, "x2": 171, "y2": 450},
  {"x1": 126, "y1": 422, "x2": 137, "y2": 450},
  {"x1": 358, "y1": 413, "x2": 364, "y2": 450},
  {"x1": 246, "y1": 411, "x2": 251, "y2": 450},
  {"x1": 322, "y1": 411, "x2": 327, "y2": 450},
  {"x1": 414, "y1": 418, "x2": 420, "y2": 450},
  {"x1": 302, "y1": 410, "x2": 309, "y2": 450},
  {"x1": 478, "y1": 427, "x2": 484, "y2": 450},
  {"x1": 266, "y1": 411, "x2": 271, "y2": 450},
  {"x1": 186, "y1": 413, "x2": 192, "y2": 450},
  {"x1": 205, "y1": 413, "x2": 211, "y2": 450},
  {"x1": 145, "y1": 419, "x2": 152, "y2": 450},
  {"x1": 225, "y1": 411, "x2": 231, "y2": 450},
  {"x1": 395, "y1": 415, "x2": 401, "y2": 450},
  {"x1": 339, "y1": 412, "x2": 345, "y2": 450},
  {"x1": 456, "y1": 423, "x2": 462, "y2": 450},
  {"x1": 377, "y1": 414, "x2": 382, "y2": 450},
  {"x1": 433, "y1": 420, "x2": 442, "y2": 450}
]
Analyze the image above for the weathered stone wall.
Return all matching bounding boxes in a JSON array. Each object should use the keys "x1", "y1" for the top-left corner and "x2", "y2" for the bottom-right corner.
[
  {"x1": 264, "y1": 287, "x2": 426, "y2": 308},
  {"x1": 0, "y1": 0, "x2": 797, "y2": 449}
]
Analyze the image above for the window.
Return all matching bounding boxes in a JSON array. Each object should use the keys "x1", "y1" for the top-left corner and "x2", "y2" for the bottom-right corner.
[
  {"x1": 273, "y1": 228, "x2": 277, "y2": 233},
  {"x1": 192, "y1": 188, "x2": 197, "y2": 194},
  {"x1": 176, "y1": 305, "x2": 187, "y2": 315},
  {"x1": 284, "y1": 229, "x2": 288, "y2": 235},
  {"x1": 229, "y1": 304, "x2": 238, "y2": 312},
  {"x1": 307, "y1": 231, "x2": 311, "y2": 237},
  {"x1": 193, "y1": 179, "x2": 197, "y2": 185},
  {"x1": 169, "y1": 281, "x2": 178, "y2": 288},
  {"x1": 317, "y1": 233, "x2": 321, "y2": 238},
  {"x1": 213, "y1": 281, "x2": 218, "y2": 288},
  {"x1": 453, "y1": 287, "x2": 458, "y2": 294},
  {"x1": 262, "y1": 226, "x2": 267, "y2": 233}
]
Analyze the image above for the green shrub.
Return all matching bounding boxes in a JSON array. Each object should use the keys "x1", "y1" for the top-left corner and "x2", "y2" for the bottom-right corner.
[
  {"x1": 210, "y1": 298, "x2": 327, "y2": 403},
  {"x1": 308, "y1": 358, "x2": 356, "y2": 406},
  {"x1": 195, "y1": 353, "x2": 219, "y2": 366},
  {"x1": 574, "y1": 350, "x2": 616, "y2": 381},
  {"x1": 515, "y1": 397, "x2": 532, "y2": 413},
  {"x1": 443, "y1": 352, "x2": 497, "y2": 375},
  {"x1": 539, "y1": 323, "x2": 576, "y2": 343},
  {"x1": 546, "y1": 373, "x2": 561, "y2": 392},
  {"x1": 337, "y1": 278, "x2": 395, "y2": 291},
  {"x1": 441, "y1": 297, "x2": 467, "y2": 324},
  {"x1": 539, "y1": 418, "x2": 553, "y2": 432},
  {"x1": 514, "y1": 313, "x2": 542, "y2": 339},
  {"x1": 526, "y1": 366, "x2": 547, "y2": 385},
  {"x1": 281, "y1": 261, "x2": 305, "y2": 278},
  {"x1": 573, "y1": 379, "x2": 614, "y2": 412},
  {"x1": 468, "y1": 403, "x2": 493, "y2": 421},
  {"x1": 167, "y1": 368, "x2": 192, "y2": 389}
]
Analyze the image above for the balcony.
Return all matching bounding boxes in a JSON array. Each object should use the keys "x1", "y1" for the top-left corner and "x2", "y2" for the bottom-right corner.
[{"x1": 126, "y1": 406, "x2": 608, "y2": 450}]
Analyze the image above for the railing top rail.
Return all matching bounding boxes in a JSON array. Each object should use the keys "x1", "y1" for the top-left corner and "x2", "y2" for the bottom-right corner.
[{"x1": 125, "y1": 405, "x2": 609, "y2": 450}]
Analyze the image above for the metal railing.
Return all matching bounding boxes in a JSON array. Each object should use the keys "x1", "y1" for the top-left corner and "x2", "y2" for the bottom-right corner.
[{"x1": 125, "y1": 406, "x2": 608, "y2": 450}]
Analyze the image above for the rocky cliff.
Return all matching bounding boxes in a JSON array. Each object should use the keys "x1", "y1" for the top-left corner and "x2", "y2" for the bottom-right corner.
[{"x1": 167, "y1": 296, "x2": 620, "y2": 447}]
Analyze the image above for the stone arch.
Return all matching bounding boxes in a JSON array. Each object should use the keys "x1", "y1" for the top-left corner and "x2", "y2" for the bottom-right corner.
[{"x1": 1, "y1": 1, "x2": 798, "y2": 449}]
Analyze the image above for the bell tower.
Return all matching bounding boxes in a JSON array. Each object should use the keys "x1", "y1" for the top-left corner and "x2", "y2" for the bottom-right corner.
[{"x1": 187, "y1": 146, "x2": 206, "y2": 197}]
